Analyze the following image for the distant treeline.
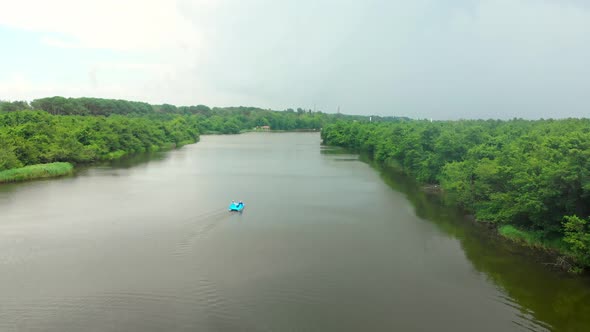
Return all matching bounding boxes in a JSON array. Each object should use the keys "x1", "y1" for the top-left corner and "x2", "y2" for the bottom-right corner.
[
  {"x1": 0, "y1": 97, "x2": 404, "y2": 173},
  {"x1": 0, "y1": 97, "x2": 401, "y2": 135},
  {"x1": 322, "y1": 119, "x2": 590, "y2": 270}
]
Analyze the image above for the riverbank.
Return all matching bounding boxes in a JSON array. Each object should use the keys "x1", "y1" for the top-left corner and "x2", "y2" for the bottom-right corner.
[
  {"x1": 200, "y1": 128, "x2": 321, "y2": 134},
  {"x1": 321, "y1": 120, "x2": 590, "y2": 273},
  {"x1": 419, "y1": 169, "x2": 582, "y2": 273},
  {"x1": 351, "y1": 147, "x2": 586, "y2": 274},
  {"x1": 427, "y1": 180, "x2": 581, "y2": 273},
  {"x1": 0, "y1": 162, "x2": 74, "y2": 183},
  {"x1": 247, "y1": 128, "x2": 321, "y2": 133},
  {"x1": 0, "y1": 140, "x2": 198, "y2": 184},
  {"x1": 0, "y1": 129, "x2": 315, "y2": 184},
  {"x1": 458, "y1": 213, "x2": 577, "y2": 272},
  {"x1": 421, "y1": 181, "x2": 580, "y2": 272},
  {"x1": 415, "y1": 176, "x2": 578, "y2": 271}
]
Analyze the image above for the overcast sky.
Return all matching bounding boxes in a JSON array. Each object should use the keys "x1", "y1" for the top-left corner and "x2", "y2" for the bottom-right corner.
[{"x1": 0, "y1": 0, "x2": 589, "y2": 119}]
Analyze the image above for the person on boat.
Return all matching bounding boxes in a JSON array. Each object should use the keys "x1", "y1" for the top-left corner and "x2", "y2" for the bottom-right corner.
[{"x1": 238, "y1": 200, "x2": 243, "y2": 206}]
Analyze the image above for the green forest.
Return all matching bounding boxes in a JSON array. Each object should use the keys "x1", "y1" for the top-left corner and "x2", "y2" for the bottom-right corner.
[
  {"x1": 0, "y1": 111, "x2": 200, "y2": 169},
  {"x1": 321, "y1": 119, "x2": 590, "y2": 270},
  {"x1": 0, "y1": 97, "x2": 375, "y2": 182},
  {"x1": 0, "y1": 97, "x2": 376, "y2": 136}
]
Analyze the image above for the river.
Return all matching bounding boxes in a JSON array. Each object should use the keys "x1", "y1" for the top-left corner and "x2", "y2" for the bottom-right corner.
[{"x1": 1, "y1": 132, "x2": 589, "y2": 331}]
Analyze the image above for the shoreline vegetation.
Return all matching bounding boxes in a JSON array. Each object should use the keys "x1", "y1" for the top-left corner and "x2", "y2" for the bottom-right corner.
[
  {"x1": 370, "y1": 158, "x2": 578, "y2": 273},
  {"x1": 367, "y1": 154, "x2": 580, "y2": 272},
  {"x1": 417, "y1": 162, "x2": 573, "y2": 265},
  {"x1": 322, "y1": 120, "x2": 590, "y2": 273},
  {"x1": 0, "y1": 97, "x2": 391, "y2": 183},
  {"x1": 0, "y1": 162, "x2": 74, "y2": 183}
]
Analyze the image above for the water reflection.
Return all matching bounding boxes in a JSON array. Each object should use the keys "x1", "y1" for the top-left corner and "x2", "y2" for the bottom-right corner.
[{"x1": 365, "y1": 155, "x2": 590, "y2": 332}]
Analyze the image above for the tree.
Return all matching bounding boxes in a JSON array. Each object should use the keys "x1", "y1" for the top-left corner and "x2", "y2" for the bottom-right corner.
[{"x1": 563, "y1": 216, "x2": 590, "y2": 266}]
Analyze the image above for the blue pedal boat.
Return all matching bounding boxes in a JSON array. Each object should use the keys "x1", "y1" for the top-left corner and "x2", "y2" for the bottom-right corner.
[{"x1": 229, "y1": 202, "x2": 245, "y2": 212}]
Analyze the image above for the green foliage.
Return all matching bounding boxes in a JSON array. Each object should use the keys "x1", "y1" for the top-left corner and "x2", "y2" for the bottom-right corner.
[
  {"x1": 322, "y1": 118, "x2": 590, "y2": 268},
  {"x1": 0, "y1": 132, "x2": 23, "y2": 171},
  {"x1": 498, "y1": 225, "x2": 546, "y2": 248},
  {"x1": 0, "y1": 162, "x2": 73, "y2": 183},
  {"x1": 0, "y1": 100, "x2": 31, "y2": 112},
  {"x1": 563, "y1": 216, "x2": 590, "y2": 267},
  {"x1": 30, "y1": 97, "x2": 152, "y2": 116},
  {"x1": 105, "y1": 150, "x2": 128, "y2": 160},
  {"x1": 193, "y1": 106, "x2": 337, "y2": 133},
  {"x1": 21, "y1": 97, "x2": 398, "y2": 133},
  {"x1": 0, "y1": 148, "x2": 22, "y2": 170},
  {"x1": 1, "y1": 96, "x2": 382, "y2": 173},
  {"x1": 0, "y1": 111, "x2": 200, "y2": 167},
  {"x1": 0, "y1": 96, "x2": 404, "y2": 186}
]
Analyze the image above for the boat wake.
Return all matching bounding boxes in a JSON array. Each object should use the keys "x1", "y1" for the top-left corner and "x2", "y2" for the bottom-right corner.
[{"x1": 172, "y1": 208, "x2": 231, "y2": 257}]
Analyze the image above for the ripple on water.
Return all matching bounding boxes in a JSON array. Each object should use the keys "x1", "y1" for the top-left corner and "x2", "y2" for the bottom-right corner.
[
  {"x1": 172, "y1": 209, "x2": 231, "y2": 257},
  {"x1": 0, "y1": 280, "x2": 257, "y2": 332},
  {"x1": 493, "y1": 294, "x2": 552, "y2": 332}
]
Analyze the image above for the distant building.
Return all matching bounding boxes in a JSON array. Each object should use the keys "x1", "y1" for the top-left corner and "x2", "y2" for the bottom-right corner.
[{"x1": 255, "y1": 125, "x2": 271, "y2": 131}]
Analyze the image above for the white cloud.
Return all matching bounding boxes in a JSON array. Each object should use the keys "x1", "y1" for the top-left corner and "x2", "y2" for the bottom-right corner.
[
  {"x1": 0, "y1": 73, "x2": 133, "y2": 101},
  {"x1": 0, "y1": 0, "x2": 202, "y2": 51},
  {"x1": 0, "y1": 0, "x2": 219, "y2": 104},
  {"x1": 90, "y1": 62, "x2": 175, "y2": 76},
  {"x1": 1, "y1": 0, "x2": 590, "y2": 117},
  {"x1": 40, "y1": 36, "x2": 80, "y2": 49}
]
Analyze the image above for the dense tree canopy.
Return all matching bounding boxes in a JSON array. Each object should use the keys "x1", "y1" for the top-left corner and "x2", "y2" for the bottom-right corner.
[
  {"x1": 0, "y1": 97, "x2": 381, "y2": 170},
  {"x1": 0, "y1": 100, "x2": 32, "y2": 113},
  {"x1": 0, "y1": 111, "x2": 200, "y2": 169},
  {"x1": 4, "y1": 97, "x2": 386, "y2": 134},
  {"x1": 322, "y1": 119, "x2": 590, "y2": 268}
]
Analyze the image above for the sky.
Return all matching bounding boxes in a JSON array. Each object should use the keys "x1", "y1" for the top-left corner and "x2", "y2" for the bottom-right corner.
[{"x1": 0, "y1": 0, "x2": 589, "y2": 119}]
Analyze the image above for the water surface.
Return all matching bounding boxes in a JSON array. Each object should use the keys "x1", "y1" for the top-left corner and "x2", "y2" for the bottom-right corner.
[{"x1": 1, "y1": 132, "x2": 589, "y2": 331}]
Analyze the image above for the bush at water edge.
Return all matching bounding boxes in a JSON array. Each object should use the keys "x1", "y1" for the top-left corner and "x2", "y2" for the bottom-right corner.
[{"x1": 0, "y1": 162, "x2": 74, "y2": 183}]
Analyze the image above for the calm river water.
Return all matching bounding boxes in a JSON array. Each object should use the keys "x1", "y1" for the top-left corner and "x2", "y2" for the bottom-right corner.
[{"x1": 1, "y1": 132, "x2": 589, "y2": 331}]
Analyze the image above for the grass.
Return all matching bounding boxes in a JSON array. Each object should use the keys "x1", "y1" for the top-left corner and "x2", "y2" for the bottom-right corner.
[
  {"x1": 176, "y1": 140, "x2": 196, "y2": 148},
  {"x1": 0, "y1": 140, "x2": 198, "y2": 184},
  {"x1": 105, "y1": 150, "x2": 127, "y2": 160},
  {"x1": 497, "y1": 225, "x2": 584, "y2": 272},
  {"x1": 499, "y1": 225, "x2": 544, "y2": 246},
  {"x1": 498, "y1": 225, "x2": 569, "y2": 252},
  {"x1": 149, "y1": 143, "x2": 177, "y2": 152},
  {"x1": 0, "y1": 162, "x2": 74, "y2": 183}
]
